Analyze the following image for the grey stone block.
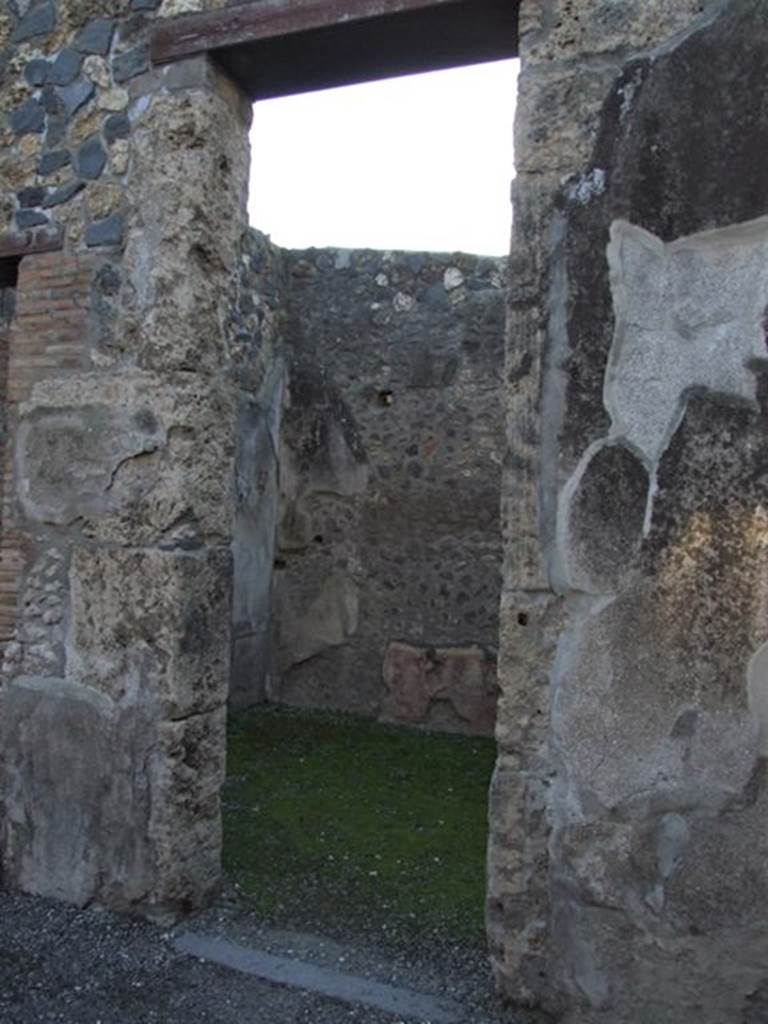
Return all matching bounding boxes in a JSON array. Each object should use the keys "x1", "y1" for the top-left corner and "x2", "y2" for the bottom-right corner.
[
  {"x1": 112, "y1": 44, "x2": 149, "y2": 84},
  {"x1": 49, "y1": 48, "x2": 83, "y2": 87},
  {"x1": 58, "y1": 78, "x2": 94, "y2": 117},
  {"x1": 17, "y1": 186, "x2": 46, "y2": 208},
  {"x1": 0, "y1": 676, "x2": 155, "y2": 910},
  {"x1": 9, "y1": 98, "x2": 45, "y2": 136},
  {"x1": 38, "y1": 149, "x2": 71, "y2": 176},
  {"x1": 85, "y1": 213, "x2": 124, "y2": 248},
  {"x1": 16, "y1": 209, "x2": 49, "y2": 229},
  {"x1": 44, "y1": 117, "x2": 67, "y2": 148},
  {"x1": 164, "y1": 56, "x2": 213, "y2": 92},
  {"x1": 24, "y1": 58, "x2": 50, "y2": 87},
  {"x1": 11, "y1": 1, "x2": 55, "y2": 43},
  {"x1": 43, "y1": 179, "x2": 85, "y2": 208},
  {"x1": 40, "y1": 84, "x2": 64, "y2": 116},
  {"x1": 76, "y1": 135, "x2": 107, "y2": 180},
  {"x1": 104, "y1": 112, "x2": 130, "y2": 143},
  {"x1": 74, "y1": 17, "x2": 116, "y2": 56}
]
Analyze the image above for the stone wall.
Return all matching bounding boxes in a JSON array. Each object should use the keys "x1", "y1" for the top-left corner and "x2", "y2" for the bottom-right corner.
[
  {"x1": 0, "y1": 272, "x2": 13, "y2": 650},
  {"x1": 3, "y1": 4, "x2": 768, "y2": 1023},
  {"x1": 230, "y1": 227, "x2": 288, "y2": 709},
  {"x1": 0, "y1": 0, "x2": 254, "y2": 917},
  {"x1": 491, "y1": 1, "x2": 768, "y2": 1022},
  {"x1": 269, "y1": 245, "x2": 506, "y2": 736}
]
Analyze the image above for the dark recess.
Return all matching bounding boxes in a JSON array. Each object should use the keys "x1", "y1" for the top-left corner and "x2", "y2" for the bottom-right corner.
[{"x1": 0, "y1": 257, "x2": 21, "y2": 290}]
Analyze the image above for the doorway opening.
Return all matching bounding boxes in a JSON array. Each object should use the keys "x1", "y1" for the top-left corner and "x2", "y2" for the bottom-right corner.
[{"x1": 223, "y1": 56, "x2": 518, "y2": 969}]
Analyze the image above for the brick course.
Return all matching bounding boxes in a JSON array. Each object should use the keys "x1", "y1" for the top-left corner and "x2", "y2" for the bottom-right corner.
[{"x1": 0, "y1": 251, "x2": 94, "y2": 650}]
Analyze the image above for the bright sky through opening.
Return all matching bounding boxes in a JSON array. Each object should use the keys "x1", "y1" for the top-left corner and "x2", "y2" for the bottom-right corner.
[{"x1": 248, "y1": 59, "x2": 518, "y2": 256}]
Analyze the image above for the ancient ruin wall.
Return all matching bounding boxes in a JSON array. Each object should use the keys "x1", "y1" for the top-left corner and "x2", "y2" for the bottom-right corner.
[
  {"x1": 230, "y1": 228, "x2": 289, "y2": 709},
  {"x1": 492, "y1": 1, "x2": 768, "y2": 1022},
  {"x1": 270, "y1": 245, "x2": 506, "y2": 735},
  {"x1": 0, "y1": 0, "x2": 254, "y2": 916},
  {"x1": 4, "y1": 5, "x2": 768, "y2": 1023}
]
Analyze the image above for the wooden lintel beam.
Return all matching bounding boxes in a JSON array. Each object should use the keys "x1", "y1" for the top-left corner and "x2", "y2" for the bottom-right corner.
[{"x1": 151, "y1": 0, "x2": 464, "y2": 65}]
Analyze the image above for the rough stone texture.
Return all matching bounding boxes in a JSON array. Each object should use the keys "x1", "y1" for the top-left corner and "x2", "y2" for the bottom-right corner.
[
  {"x1": 69, "y1": 545, "x2": 232, "y2": 717},
  {"x1": 11, "y1": 2, "x2": 56, "y2": 44},
  {"x1": 268, "y1": 247, "x2": 505, "y2": 734},
  {"x1": 1, "y1": 677, "x2": 225, "y2": 918},
  {"x1": 381, "y1": 642, "x2": 497, "y2": 735},
  {"x1": 1, "y1": 676, "x2": 156, "y2": 909},
  {"x1": 494, "y1": 1, "x2": 768, "y2": 1021},
  {"x1": 0, "y1": 0, "x2": 251, "y2": 920},
  {"x1": 84, "y1": 210, "x2": 123, "y2": 246},
  {"x1": 16, "y1": 372, "x2": 236, "y2": 545},
  {"x1": 228, "y1": 229, "x2": 289, "y2": 709},
  {"x1": 121, "y1": 78, "x2": 252, "y2": 374},
  {"x1": 4, "y1": 4, "x2": 766, "y2": 1022}
]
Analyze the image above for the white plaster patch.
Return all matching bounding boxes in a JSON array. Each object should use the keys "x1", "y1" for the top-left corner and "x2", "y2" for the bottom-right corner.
[
  {"x1": 605, "y1": 218, "x2": 768, "y2": 467},
  {"x1": 557, "y1": 216, "x2": 768, "y2": 591}
]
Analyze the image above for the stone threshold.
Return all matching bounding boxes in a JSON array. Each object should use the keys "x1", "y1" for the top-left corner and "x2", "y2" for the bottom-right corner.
[{"x1": 173, "y1": 930, "x2": 472, "y2": 1023}]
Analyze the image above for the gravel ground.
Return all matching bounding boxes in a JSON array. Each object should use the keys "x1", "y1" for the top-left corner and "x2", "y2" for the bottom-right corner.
[{"x1": 0, "y1": 887, "x2": 518, "y2": 1024}]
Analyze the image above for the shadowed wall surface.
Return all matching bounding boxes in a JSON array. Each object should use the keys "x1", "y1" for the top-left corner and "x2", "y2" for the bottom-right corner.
[{"x1": 271, "y1": 244, "x2": 505, "y2": 735}]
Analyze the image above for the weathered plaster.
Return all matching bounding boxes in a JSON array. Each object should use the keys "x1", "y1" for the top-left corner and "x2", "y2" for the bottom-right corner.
[
  {"x1": 605, "y1": 218, "x2": 768, "y2": 468},
  {"x1": 494, "y1": 0, "x2": 768, "y2": 1019},
  {"x1": 559, "y1": 216, "x2": 768, "y2": 593}
]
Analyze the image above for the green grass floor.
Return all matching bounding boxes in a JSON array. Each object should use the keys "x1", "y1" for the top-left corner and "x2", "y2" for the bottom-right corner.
[{"x1": 223, "y1": 706, "x2": 497, "y2": 947}]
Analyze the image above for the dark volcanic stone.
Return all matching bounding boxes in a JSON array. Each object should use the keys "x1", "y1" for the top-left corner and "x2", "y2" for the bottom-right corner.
[
  {"x1": 40, "y1": 84, "x2": 64, "y2": 116},
  {"x1": 74, "y1": 18, "x2": 116, "y2": 56},
  {"x1": 76, "y1": 136, "x2": 107, "y2": 180},
  {"x1": 44, "y1": 117, "x2": 67, "y2": 148},
  {"x1": 112, "y1": 44, "x2": 149, "y2": 83},
  {"x1": 104, "y1": 112, "x2": 130, "y2": 144},
  {"x1": 11, "y1": 1, "x2": 55, "y2": 43},
  {"x1": 16, "y1": 210, "x2": 49, "y2": 229},
  {"x1": 94, "y1": 264, "x2": 121, "y2": 295},
  {"x1": 43, "y1": 180, "x2": 85, "y2": 208},
  {"x1": 9, "y1": 99, "x2": 45, "y2": 136},
  {"x1": 85, "y1": 214, "x2": 124, "y2": 248},
  {"x1": 118, "y1": 13, "x2": 149, "y2": 44},
  {"x1": 38, "y1": 149, "x2": 71, "y2": 176},
  {"x1": 49, "y1": 48, "x2": 83, "y2": 87},
  {"x1": 58, "y1": 78, "x2": 95, "y2": 117},
  {"x1": 421, "y1": 283, "x2": 449, "y2": 309},
  {"x1": 24, "y1": 58, "x2": 50, "y2": 87},
  {"x1": 17, "y1": 186, "x2": 46, "y2": 208}
]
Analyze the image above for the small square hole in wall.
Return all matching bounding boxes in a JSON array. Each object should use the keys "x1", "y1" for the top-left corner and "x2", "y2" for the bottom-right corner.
[
  {"x1": 0, "y1": 256, "x2": 21, "y2": 290},
  {"x1": 249, "y1": 58, "x2": 519, "y2": 255}
]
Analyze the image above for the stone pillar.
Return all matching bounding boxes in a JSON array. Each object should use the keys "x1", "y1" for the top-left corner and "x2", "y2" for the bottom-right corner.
[
  {"x1": 0, "y1": 0, "x2": 251, "y2": 918},
  {"x1": 492, "y1": 0, "x2": 768, "y2": 1020}
]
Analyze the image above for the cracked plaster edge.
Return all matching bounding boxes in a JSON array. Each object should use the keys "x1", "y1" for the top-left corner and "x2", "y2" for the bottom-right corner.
[
  {"x1": 555, "y1": 214, "x2": 768, "y2": 595},
  {"x1": 547, "y1": 591, "x2": 617, "y2": 827},
  {"x1": 540, "y1": 210, "x2": 570, "y2": 592}
]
